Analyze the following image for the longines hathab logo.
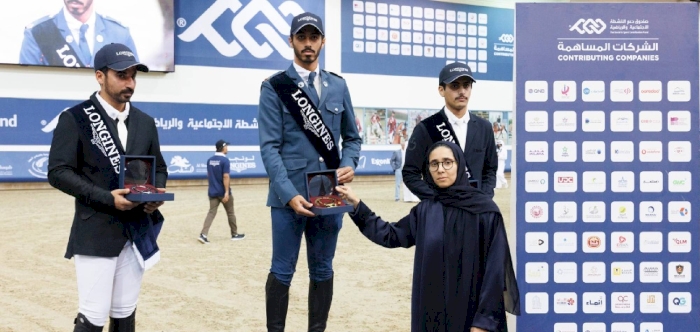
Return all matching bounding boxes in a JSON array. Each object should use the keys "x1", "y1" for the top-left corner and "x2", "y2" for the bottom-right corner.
[{"x1": 177, "y1": 0, "x2": 307, "y2": 59}]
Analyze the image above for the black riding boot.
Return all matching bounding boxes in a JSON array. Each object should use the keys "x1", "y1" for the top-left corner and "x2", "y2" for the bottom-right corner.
[
  {"x1": 308, "y1": 276, "x2": 333, "y2": 332},
  {"x1": 73, "y1": 313, "x2": 104, "y2": 332},
  {"x1": 108, "y1": 309, "x2": 135, "y2": 332},
  {"x1": 266, "y1": 273, "x2": 290, "y2": 332}
]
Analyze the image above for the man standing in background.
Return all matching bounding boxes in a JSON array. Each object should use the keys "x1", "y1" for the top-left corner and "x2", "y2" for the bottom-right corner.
[
  {"x1": 198, "y1": 139, "x2": 245, "y2": 244},
  {"x1": 390, "y1": 142, "x2": 404, "y2": 201}
]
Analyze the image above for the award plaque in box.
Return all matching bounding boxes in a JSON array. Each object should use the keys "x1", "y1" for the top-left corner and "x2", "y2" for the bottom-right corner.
[
  {"x1": 305, "y1": 170, "x2": 354, "y2": 215},
  {"x1": 119, "y1": 155, "x2": 175, "y2": 202}
]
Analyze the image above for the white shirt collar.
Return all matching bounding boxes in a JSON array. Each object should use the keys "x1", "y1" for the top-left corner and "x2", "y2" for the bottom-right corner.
[
  {"x1": 95, "y1": 92, "x2": 130, "y2": 121},
  {"x1": 63, "y1": 7, "x2": 96, "y2": 36},
  {"x1": 444, "y1": 107, "x2": 470, "y2": 125},
  {"x1": 293, "y1": 62, "x2": 320, "y2": 84},
  {"x1": 214, "y1": 152, "x2": 226, "y2": 157}
]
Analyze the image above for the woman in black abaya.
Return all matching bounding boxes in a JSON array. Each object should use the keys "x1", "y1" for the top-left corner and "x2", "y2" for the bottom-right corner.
[{"x1": 335, "y1": 141, "x2": 520, "y2": 332}]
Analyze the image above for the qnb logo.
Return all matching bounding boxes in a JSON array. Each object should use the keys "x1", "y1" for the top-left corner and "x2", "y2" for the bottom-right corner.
[
  {"x1": 178, "y1": 0, "x2": 305, "y2": 59},
  {"x1": 498, "y1": 34, "x2": 514, "y2": 43},
  {"x1": 570, "y1": 19, "x2": 606, "y2": 34}
]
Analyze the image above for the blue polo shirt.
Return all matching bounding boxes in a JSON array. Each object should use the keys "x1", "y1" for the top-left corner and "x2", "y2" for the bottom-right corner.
[{"x1": 207, "y1": 153, "x2": 230, "y2": 197}]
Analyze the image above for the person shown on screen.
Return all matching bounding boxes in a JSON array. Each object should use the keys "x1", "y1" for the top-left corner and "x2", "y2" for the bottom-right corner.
[
  {"x1": 47, "y1": 43, "x2": 167, "y2": 331},
  {"x1": 20, "y1": 0, "x2": 138, "y2": 68},
  {"x1": 336, "y1": 141, "x2": 520, "y2": 332}
]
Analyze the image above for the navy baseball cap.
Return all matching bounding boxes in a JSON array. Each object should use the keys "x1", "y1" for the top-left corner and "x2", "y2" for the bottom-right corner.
[
  {"x1": 216, "y1": 139, "x2": 229, "y2": 151},
  {"x1": 439, "y1": 62, "x2": 475, "y2": 84},
  {"x1": 290, "y1": 12, "x2": 324, "y2": 36},
  {"x1": 94, "y1": 43, "x2": 148, "y2": 72}
]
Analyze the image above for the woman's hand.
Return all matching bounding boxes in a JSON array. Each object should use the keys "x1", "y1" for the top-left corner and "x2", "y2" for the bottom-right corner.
[{"x1": 335, "y1": 185, "x2": 360, "y2": 208}]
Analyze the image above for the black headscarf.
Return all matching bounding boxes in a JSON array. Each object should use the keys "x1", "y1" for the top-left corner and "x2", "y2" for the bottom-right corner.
[{"x1": 423, "y1": 141, "x2": 499, "y2": 214}]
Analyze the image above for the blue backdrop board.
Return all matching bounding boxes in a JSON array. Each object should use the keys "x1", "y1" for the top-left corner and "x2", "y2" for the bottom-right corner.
[
  {"x1": 341, "y1": 0, "x2": 513, "y2": 81},
  {"x1": 516, "y1": 3, "x2": 699, "y2": 332},
  {"x1": 175, "y1": 0, "x2": 324, "y2": 69}
]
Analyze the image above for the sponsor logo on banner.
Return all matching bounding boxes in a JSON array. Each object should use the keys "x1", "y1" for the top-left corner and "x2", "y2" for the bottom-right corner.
[
  {"x1": 610, "y1": 171, "x2": 634, "y2": 192},
  {"x1": 229, "y1": 155, "x2": 257, "y2": 173},
  {"x1": 168, "y1": 156, "x2": 195, "y2": 173},
  {"x1": 553, "y1": 232, "x2": 577, "y2": 253},
  {"x1": 582, "y1": 322, "x2": 606, "y2": 332},
  {"x1": 610, "y1": 322, "x2": 635, "y2": 332},
  {"x1": 525, "y1": 232, "x2": 548, "y2": 253},
  {"x1": 553, "y1": 201, "x2": 577, "y2": 223},
  {"x1": 177, "y1": 0, "x2": 311, "y2": 67},
  {"x1": 582, "y1": 262, "x2": 605, "y2": 283},
  {"x1": 610, "y1": 110, "x2": 634, "y2": 132},
  {"x1": 639, "y1": 261, "x2": 662, "y2": 283},
  {"x1": 668, "y1": 201, "x2": 691, "y2": 222},
  {"x1": 582, "y1": 292, "x2": 606, "y2": 313},
  {"x1": 581, "y1": 141, "x2": 605, "y2": 162},
  {"x1": 639, "y1": 141, "x2": 663, "y2": 162},
  {"x1": 668, "y1": 262, "x2": 691, "y2": 283},
  {"x1": 0, "y1": 114, "x2": 18, "y2": 128},
  {"x1": 553, "y1": 81, "x2": 577, "y2": 102},
  {"x1": 371, "y1": 158, "x2": 390, "y2": 166},
  {"x1": 498, "y1": 34, "x2": 514, "y2": 43},
  {"x1": 525, "y1": 171, "x2": 548, "y2": 192},
  {"x1": 525, "y1": 202, "x2": 548, "y2": 223},
  {"x1": 525, "y1": 262, "x2": 549, "y2": 283},
  {"x1": 28, "y1": 153, "x2": 50, "y2": 178},
  {"x1": 582, "y1": 201, "x2": 605, "y2": 223},
  {"x1": 553, "y1": 141, "x2": 576, "y2": 162},
  {"x1": 569, "y1": 18, "x2": 606, "y2": 34},
  {"x1": 668, "y1": 292, "x2": 692, "y2": 313},
  {"x1": 611, "y1": 261, "x2": 634, "y2": 283},
  {"x1": 611, "y1": 232, "x2": 634, "y2": 253},
  {"x1": 553, "y1": 262, "x2": 577, "y2": 283},
  {"x1": 639, "y1": 201, "x2": 662, "y2": 222},
  {"x1": 582, "y1": 171, "x2": 606, "y2": 192},
  {"x1": 668, "y1": 80, "x2": 691, "y2": 102},
  {"x1": 553, "y1": 323, "x2": 577, "y2": 332},
  {"x1": 611, "y1": 201, "x2": 634, "y2": 223},
  {"x1": 639, "y1": 322, "x2": 663, "y2": 332},
  {"x1": 525, "y1": 292, "x2": 548, "y2": 314},
  {"x1": 640, "y1": 171, "x2": 663, "y2": 192},
  {"x1": 524, "y1": 111, "x2": 548, "y2": 132},
  {"x1": 668, "y1": 171, "x2": 691, "y2": 192},
  {"x1": 610, "y1": 141, "x2": 634, "y2": 162},
  {"x1": 41, "y1": 108, "x2": 69, "y2": 133},
  {"x1": 357, "y1": 156, "x2": 367, "y2": 169},
  {"x1": 611, "y1": 292, "x2": 634, "y2": 313},
  {"x1": 553, "y1": 292, "x2": 577, "y2": 313},
  {"x1": 553, "y1": 171, "x2": 577, "y2": 193},
  {"x1": 524, "y1": 141, "x2": 548, "y2": 162},
  {"x1": 668, "y1": 231, "x2": 691, "y2": 253},
  {"x1": 640, "y1": 292, "x2": 664, "y2": 313},
  {"x1": 668, "y1": 110, "x2": 691, "y2": 132},
  {"x1": 668, "y1": 141, "x2": 691, "y2": 162},
  {"x1": 638, "y1": 81, "x2": 663, "y2": 102},
  {"x1": 581, "y1": 81, "x2": 605, "y2": 102},
  {"x1": 581, "y1": 110, "x2": 605, "y2": 131},
  {"x1": 639, "y1": 110, "x2": 663, "y2": 132},
  {"x1": 583, "y1": 231, "x2": 606, "y2": 253},
  {"x1": 639, "y1": 232, "x2": 663, "y2": 253},
  {"x1": 610, "y1": 81, "x2": 634, "y2": 102},
  {"x1": 525, "y1": 81, "x2": 548, "y2": 102},
  {"x1": 0, "y1": 165, "x2": 13, "y2": 176},
  {"x1": 552, "y1": 111, "x2": 577, "y2": 132}
]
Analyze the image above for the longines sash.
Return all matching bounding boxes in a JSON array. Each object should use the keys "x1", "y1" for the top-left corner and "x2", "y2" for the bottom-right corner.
[
  {"x1": 31, "y1": 19, "x2": 86, "y2": 68},
  {"x1": 422, "y1": 109, "x2": 478, "y2": 187},
  {"x1": 270, "y1": 73, "x2": 340, "y2": 169},
  {"x1": 68, "y1": 99, "x2": 122, "y2": 188}
]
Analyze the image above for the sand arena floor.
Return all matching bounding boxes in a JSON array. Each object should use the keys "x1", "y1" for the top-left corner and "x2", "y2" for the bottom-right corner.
[{"x1": 0, "y1": 176, "x2": 513, "y2": 332}]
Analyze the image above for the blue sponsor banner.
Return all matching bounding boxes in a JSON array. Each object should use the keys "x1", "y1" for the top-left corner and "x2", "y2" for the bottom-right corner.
[
  {"x1": 0, "y1": 98, "x2": 259, "y2": 146},
  {"x1": 175, "y1": 0, "x2": 324, "y2": 69},
  {"x1": 341, "y1": 0, "x2": 513, "y2": 81},
  {"x1": 516, "y1": 3, "x2": 698, "y2": 332},
  {"x1": 0, "y1": 150, "x2": 395, "y2": 182}
]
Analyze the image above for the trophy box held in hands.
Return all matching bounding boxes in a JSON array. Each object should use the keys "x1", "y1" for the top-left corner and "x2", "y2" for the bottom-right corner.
[{"x1": 119, "y1": 155, "x2": 174, "y2": 202}]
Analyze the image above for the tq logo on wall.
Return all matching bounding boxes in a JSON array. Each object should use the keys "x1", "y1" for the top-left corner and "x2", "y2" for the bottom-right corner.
[
  {"x1": 178, "y1": 0, "x2": 308, "y2": 60},
  {"x1": 569, "y1": 18, "x2": 606, "y2": 34}
]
